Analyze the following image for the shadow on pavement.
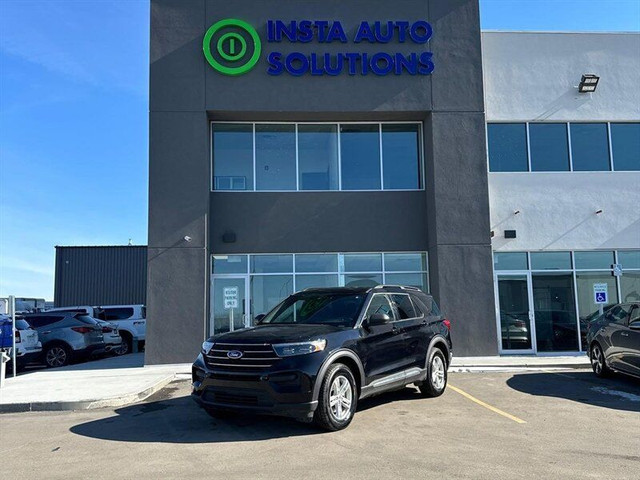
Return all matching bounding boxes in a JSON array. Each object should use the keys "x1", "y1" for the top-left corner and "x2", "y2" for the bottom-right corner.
[
  {"x1": 507, "y1": 371, "x2": 640, "y2": 412},
  {"x1": 70, "y1": 385, "x2": 424, "y2": 443}
]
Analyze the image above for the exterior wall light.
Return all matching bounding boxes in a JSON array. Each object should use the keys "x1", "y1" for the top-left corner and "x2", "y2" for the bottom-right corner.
[
  {"x1": 595, "y1": 209, "x2": 603, "y2": 215},
  {"x1": 578, "y1": 74, "x2": 599, "y2": 93}
]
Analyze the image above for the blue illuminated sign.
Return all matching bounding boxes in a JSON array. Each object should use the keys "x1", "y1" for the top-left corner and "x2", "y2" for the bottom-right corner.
[{"x1": 204, "y1": 19, "x2": 434, "y2": 77}]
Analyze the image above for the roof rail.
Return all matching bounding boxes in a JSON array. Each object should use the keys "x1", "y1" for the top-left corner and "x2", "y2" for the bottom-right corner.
[{"x1": 373, "y1": 284, "x2": 423, "y2": 291}]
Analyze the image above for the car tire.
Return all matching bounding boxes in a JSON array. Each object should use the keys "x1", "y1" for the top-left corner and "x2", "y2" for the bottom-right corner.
[
  {"x1": 419, "y1": 348, "x2": 447, "y2": 398},
  {"x1": 590, "y1": 342, "x2": 611, "y2": 378},
  {"x1": 44, "y1": 344, "x2": 71, "y2": 368},
  {"x1": 116, "y1": 332, "x2": 131, "y2": 356},
  {"x1": 313, "y1": 363, "x2": 357, "y2": 432}
]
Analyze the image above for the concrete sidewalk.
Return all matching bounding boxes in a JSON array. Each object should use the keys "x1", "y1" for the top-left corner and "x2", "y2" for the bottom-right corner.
[
  {"x1": 0, "y1": 353, "x2": 183, "y2": 413},
  {"x1": 0, "y1": 353, "x2": 591, "y2": 413}
]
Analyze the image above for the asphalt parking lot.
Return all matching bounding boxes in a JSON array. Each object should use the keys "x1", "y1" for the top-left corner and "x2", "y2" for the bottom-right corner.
[{"x1": 2, "y1": 369, "x2": 639, "y2": 480}]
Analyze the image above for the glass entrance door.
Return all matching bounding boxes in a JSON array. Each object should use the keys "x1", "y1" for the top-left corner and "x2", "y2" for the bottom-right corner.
[
  {"x1": 211, "y1": 276, "x2": 248, "y2": 335},
  {"x1": 495, "y1": 273, "x2": 535, "y2": 353}
]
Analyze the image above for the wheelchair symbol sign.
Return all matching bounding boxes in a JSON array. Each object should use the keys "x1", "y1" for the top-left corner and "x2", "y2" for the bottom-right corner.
[{"x1": 593, "y1": 283, "x2": 608, "y2": 305}]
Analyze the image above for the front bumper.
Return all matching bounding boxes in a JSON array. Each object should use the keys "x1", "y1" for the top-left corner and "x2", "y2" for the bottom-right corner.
[{"x1": 191, "y1": 353, "x2": 322, "y2": 420}]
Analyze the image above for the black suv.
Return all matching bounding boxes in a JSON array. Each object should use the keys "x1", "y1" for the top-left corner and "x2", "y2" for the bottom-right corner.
[{"x1": 192, "y1": 286, "x2": 452, "y2": 431}]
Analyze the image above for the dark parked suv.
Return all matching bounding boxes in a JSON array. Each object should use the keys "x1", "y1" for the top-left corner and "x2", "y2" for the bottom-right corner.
[
  {"x1": 586, "y1": 302, "x2": 640, "y2": 379},
  {"x1": 192, "y1": 286, "x2": 452, "y2": 431}
]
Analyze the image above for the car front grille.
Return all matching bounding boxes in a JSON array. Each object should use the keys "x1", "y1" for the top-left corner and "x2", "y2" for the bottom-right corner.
[{"x1": 204, "y1": 343, "x2": 279, "y2": 370}]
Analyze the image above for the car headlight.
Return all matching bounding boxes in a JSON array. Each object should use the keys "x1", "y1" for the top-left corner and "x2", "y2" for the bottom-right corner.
[
  {"x1": 273, "y1": 339, "x2": 327, "y2": 357},
  {"x1": 201, "y1": 340, "x2": 214, "y2": 354}
]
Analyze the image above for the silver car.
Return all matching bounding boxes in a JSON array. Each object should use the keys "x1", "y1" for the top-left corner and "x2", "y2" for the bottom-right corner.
[{"x1": 24, "y1": 313, "x2": 105, "y2": 367}]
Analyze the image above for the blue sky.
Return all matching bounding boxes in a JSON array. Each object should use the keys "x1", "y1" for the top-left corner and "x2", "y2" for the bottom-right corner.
[{"x1": 1, "y1": 1, "x2": 639, "y2": 300}]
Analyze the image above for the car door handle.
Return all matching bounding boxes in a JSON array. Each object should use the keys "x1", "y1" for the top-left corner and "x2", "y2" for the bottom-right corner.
[
  {"x1": 621, "y1": 332, "x2": 629, "y2": 337},
  {"x1": 42, "y1": 331, "x2": 51, "y2": 334},
  {"x1": 392, "y1": 326, "x2": 401, "y2": 335}
]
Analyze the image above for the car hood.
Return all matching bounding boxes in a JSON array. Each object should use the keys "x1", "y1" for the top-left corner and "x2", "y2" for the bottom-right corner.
[{"x1": 210, "y1": 324, "x2": 345, "y2": 345}]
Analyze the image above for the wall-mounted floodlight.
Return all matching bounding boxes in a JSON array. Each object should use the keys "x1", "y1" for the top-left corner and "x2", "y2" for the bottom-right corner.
[{"x1": 578, "y1": 74, "x2": 599, "y2": 93}]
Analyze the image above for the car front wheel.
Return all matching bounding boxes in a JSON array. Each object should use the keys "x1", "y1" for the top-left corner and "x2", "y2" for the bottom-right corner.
[
  {"x1": 44, "y1": 344, "x2": 71, "y2": 368},
  {"x1": 314, "y1": 363, "x2": 357, "y2": 431},
  {"x1": 419, "y1": 348, "x2": 447, "y2": 397}
]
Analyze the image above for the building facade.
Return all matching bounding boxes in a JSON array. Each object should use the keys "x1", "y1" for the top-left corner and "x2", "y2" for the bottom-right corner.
[{"x1": 146, "y1": 0, "x2": 639, "y2": 364}]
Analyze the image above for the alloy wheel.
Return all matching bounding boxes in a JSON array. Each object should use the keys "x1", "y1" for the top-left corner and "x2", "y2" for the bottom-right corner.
[
  {"x1": 46, "y1": 347, "x2": 67, "y2": 367},
  {"x1": 591, "y1": 345, "x2": 603, "y2": 374},
  {"x1": 329, "y1": 374, "x2": 353, "y2": 422},
  {"x1": 431, "y1": 355, "x2": 446, "y2": 390}
]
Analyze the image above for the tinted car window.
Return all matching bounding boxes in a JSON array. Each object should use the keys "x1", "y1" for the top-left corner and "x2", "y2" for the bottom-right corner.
[
  {"x1": 27, "y1": 316, "x2": 63, "y2": 328},
  {"x1": 391, "y1": 294, "x2": 417, "y2": 319},
  {"x1": 365, "y1": 295, "x2": 394, "y2": 319},
  {"x1": 76, "y1": 315, "x2": 98, "y2": 325},
  {"x1": 103, "y1": 308, "x2": 134, "y2": 321},
  {"x1": 259, "y1": 293, "x2": 366, "y2": 327},
  {"x1": 628, "y1": 306, "x2": 640, "y2": 326},
  {"x1": 604, "y1": 305, "x2": 632, "y2": 325}
]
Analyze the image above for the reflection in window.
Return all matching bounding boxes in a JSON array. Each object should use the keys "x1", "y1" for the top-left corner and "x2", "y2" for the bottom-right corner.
[
  {"x1": 384, "y1": 253, "x2": 427, "y2": 272},
  {"x1": 611, "y1": 123, "x2": 640, "y2": 171},
  {"x1": 298, "y1": 124, "x2": 339, "y2": 190},
  {"x1": 570, "y1": 123, "x2": 610, "y2": 171},
  {"x1": 385, "y1": 273, "x2": 428, "y2": 292},
  {"x1": 340, "y1": 124, "x2": 381, "y2": 190},
  {"x1": 530, "y1": 252, "x2": 572, "y2": 270},
  {"x1": 532, "y1": 273, "x2": 578, "y2": 352},
  {"x1": 212, "y1": 124, "x2": 253, "y2": 190},
  {"x1": 494, "y1": 252, "x2": 528, "y2": 271},
  {"x1": 621, "y1": 272, "x2": 640, "y2": 303},
  {"x1": 487, "y1": 123, "x2": 528, "y2": 172},
  {"x1": 344, "y1": 274, "x2": 383, "y2": 288},
  {"x1": 382, "y1": 124, "x2": 421, "y2": 189},
  {"x1": 343, "y1": 254, "x2": 383, "y2": 272},
  {"x1": 255, "y1": 124, "x2": 296, "y2": 190},
  {"x1": 529, "y1": 123, "x2": 570, "y2": 171},
  {"x1": 251, "y1": 275, "x2": 293, "y2": 317},
  {"x1": 575, "y1": 272, "x2": 618, "y2": 351},
  {"x1": 295, "y1": 274, "x2": 339, "y2": 291}
]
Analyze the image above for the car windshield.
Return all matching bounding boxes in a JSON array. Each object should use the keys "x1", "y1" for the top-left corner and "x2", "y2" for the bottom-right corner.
[{"x1": 258, "y1": 292, "x2": 366, "y2": 327}]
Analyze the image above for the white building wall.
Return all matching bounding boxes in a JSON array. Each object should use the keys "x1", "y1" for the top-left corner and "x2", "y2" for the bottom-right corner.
[{"x1": 483, "y1": 32, "x2": 640, "y2": 252}]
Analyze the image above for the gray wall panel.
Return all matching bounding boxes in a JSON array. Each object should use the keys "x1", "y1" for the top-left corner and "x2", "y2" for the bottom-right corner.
[
  {"x1": 210, "y1": 192, "x2": 429, "y2": 254},
  {"x1": 54, "y1": 246, "x2": 147, "y2": 307}
]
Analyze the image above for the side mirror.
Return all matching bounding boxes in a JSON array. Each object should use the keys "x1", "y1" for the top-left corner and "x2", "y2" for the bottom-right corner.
[
  {"x1": 629, "y1": 322, "x2": 640, "y2": 330},
  {"x1": 254, "y1": 314, "x2": 266, "y2": 323},
  {"x1": 365, "y1": 313, "x2": 391, "y2": 327}
]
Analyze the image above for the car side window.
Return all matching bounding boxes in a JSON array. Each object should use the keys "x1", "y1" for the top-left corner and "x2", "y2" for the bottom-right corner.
[
  {"x1": 103, "y1": 307, "x2": 134, "y2": 321},
  {"x1": 28, "y1": 316, "x2": 61, "y2": 328},
  {"x1": 606, "y1": 305, "x2": 632, "y2": 325},
  {"x1": 629, "y1": 306, "x2": 640, "y2": 327},
  {"x1": 390, "y1": 294, "x2": 417, "y2": 319},
  {"x1": 365, "y1": 295, "x2": 395, "y2": 320}
]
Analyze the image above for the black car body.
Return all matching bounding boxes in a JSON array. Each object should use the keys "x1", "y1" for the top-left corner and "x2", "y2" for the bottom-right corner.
[
  {"x1": 586, "y1": 303, "x2": 640, "y2": 378},
  {"x1": 192, "y1": 285, "x2": 452, "y2": 430}
]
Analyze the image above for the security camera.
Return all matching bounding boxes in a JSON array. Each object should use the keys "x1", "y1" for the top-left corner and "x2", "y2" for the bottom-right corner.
[{"x1": 184, "y1": 236, "x2": 192, "y2": 242}]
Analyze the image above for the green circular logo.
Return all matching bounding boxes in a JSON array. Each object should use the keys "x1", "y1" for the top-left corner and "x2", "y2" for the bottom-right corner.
[{"x1": 203, "y1": 19, "x2": 261, "y2": 75}]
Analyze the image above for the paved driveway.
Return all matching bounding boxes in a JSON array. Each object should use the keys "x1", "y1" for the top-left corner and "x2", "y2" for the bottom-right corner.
[{"x1": 2, "y1": 369, "x2": 639, "y2": 479}]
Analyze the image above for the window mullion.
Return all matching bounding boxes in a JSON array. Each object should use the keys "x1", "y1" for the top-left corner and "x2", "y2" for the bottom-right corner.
[{"x1": 379, "y1": 123, "x2": 384, "y2": 190}]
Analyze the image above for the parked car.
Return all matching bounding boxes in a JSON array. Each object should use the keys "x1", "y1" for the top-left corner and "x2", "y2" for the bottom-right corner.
[
  {"x1": 47, "y1": 305, "x2": 145, "y2": 355},
  {"x1": 0, "y1": 315, "x2": 42, "y2": 371},
  {"x1": 24, "y1": 312, "x2": 104, "y2": 368},
  {"x1": 192, "y1": 285, "x2": 452, "y2": 431},
  {"x1": 93, "y1": 319, "x2": 123, "y2": 354},
  {"x1": 586, "y1": 302, "x2": 640, "y2": 379}
]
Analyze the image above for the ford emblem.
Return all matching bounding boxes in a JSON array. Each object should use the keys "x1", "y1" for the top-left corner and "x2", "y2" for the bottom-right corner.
[{"x1": 227, "y1": 350, "x2": 243, "y2": 359}]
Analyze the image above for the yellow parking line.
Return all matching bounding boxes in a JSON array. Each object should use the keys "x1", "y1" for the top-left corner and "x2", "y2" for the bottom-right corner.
[{"x1": 448, "y1": 384, "x2": 527, "y2": 424}]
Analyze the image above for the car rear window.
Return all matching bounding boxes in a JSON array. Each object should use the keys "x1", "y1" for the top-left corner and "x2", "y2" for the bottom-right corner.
[
  {"x1": 76, "y1": 315, "x2": 99, "y2": 325},
  {"x1": 15, "y1": 319, "x2": 31, "y2": 330}
]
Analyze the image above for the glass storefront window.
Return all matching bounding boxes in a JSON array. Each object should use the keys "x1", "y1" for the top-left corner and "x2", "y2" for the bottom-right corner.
[
  {"x1": 618, "y1": 250, "x2": 640, "y2": 270},
  {"x1": 343, "y1": 253, "x2": 383, "y2": 272},
  {"x1": 529, "y1": 123, "x2": 570, "y2": 172},
  {"x1": 385, "y1": 273, "x2": 428, "y2": 292},
  {"x1": 340, "y1": 124, "x2": 381, "y2": 190},
  {"x1": 255, "y1": 124, "x2": 296, "y2": 190},
  {"x1": 576, "y1": 272, "x2": 619, "y2": 350},
  {"x1": 487, "y1": 123, "x2": 528, "y2": 172},
  {"x1": 384, "y1": 253, "x2": 427, "y2": 272},
  {"x1": 382, "y1": 124, "x2": 421, "y2": 189},
  {"x1": 570, "y1": 123, "x2": 610, "y2": 171},
  {"x1": 532, "y1": 273, "x2": 578, "y2": 352},
  {"x1": 250, "y1": 255, "x2": 293, "y2": 273},
  {"x1": 530, "y1": 252, "x2": 572, "y2": 270},
  {"x1": 298, "y1": 124, "x2": 339, "y2": 190},
  {"x1": 620, "y1": 272, "x2": 640, "y2": 303},
  {"x1": 250, "y1": 275, "x2": 293, "y2": 316},
  {"x1": 212, "y1": 255, "x2": 247, "y2": 274},
  {"x1": 497, "y1": 275, "x2": 532, "y2": 350},
  {"x1": 494, "y1": 252, "x2": 528, "y2": 271},
  {"x1": 295, "y1": 274, "x2": 339, "y2": 291},
  {"x1": 295, "y1": 254, "x2": 338, "y2": 273},
  {"x1": 343, "y1": 274, "x2": 383, "y2": 288},
  {"x1": 611, "y1": 123, "x2": 640, "y2": 171},
  {"x1": 212, "y1": 124, "x2": 253, "y2": 190},
  {"x1": 574, "y1": 251, "x2": 614, "y2": 270}
]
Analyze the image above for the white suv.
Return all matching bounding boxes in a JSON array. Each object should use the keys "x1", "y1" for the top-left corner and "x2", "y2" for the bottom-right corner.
[
  {"x1": 1, "y1": 315, "x2": 42, "y2": 371},
  {"x1": 46, "y1": 305, "x2": 146, "y2": 355}
]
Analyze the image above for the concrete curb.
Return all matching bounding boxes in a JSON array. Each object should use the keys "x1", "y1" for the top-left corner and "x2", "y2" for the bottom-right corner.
[{"x1": 0, "y1": 373, "x2": 176, "y2": 413}]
